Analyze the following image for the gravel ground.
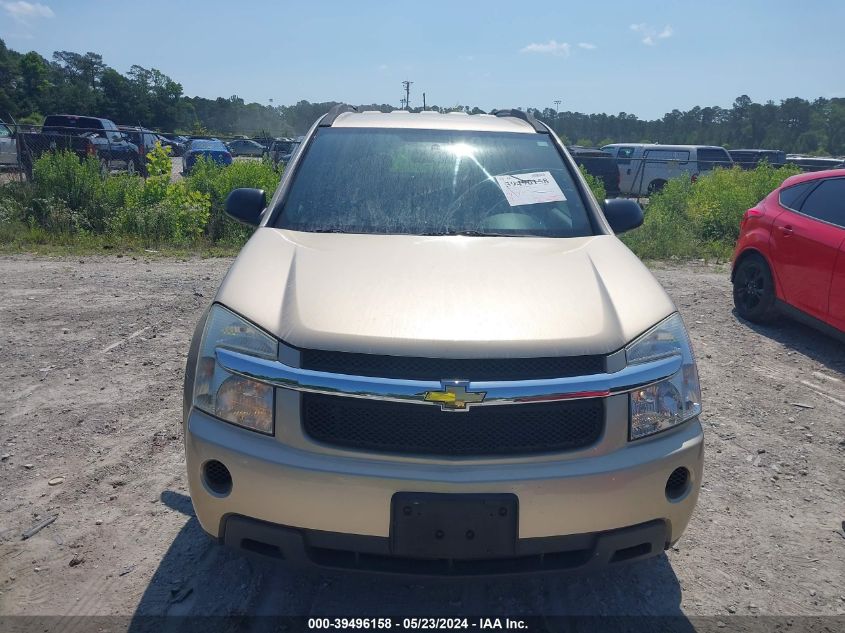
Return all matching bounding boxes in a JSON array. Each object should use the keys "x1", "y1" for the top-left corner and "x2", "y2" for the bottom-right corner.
[{"x1": 0, "y1": 255, "x2": 843, "y2": 625}]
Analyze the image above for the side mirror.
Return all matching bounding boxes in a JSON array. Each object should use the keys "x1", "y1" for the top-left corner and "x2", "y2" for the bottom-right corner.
[
  {"x1": 225, "y1": 188, "x2": 266, "y2": 226},
  {"x1": 602, "y1": 198, "x2": 644, "y2": 234}
]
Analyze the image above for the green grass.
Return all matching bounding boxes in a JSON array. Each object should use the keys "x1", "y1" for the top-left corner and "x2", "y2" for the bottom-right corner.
[
  {"x1": 0, "y1": 221, "x2": 241, "y2": 257},
  {"x1": 0, "y1": 149, "x2": 281, "y2": 253},
  {"x1": 621, "y1": 162, "x2": 802, "y2": 261}
]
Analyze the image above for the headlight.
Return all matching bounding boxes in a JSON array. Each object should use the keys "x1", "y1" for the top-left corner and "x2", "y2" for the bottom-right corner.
[
  {"x1": 193, "y1": 305, "x2": 277, "y2": 434},
  {"x1": 626, "y1": 313, "x2": 701, "y2": 440}
]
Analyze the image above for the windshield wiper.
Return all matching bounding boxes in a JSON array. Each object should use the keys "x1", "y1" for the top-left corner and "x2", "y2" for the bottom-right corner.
[{"x1": 420, "y1": 229, "x2": 524, "y2": 237}]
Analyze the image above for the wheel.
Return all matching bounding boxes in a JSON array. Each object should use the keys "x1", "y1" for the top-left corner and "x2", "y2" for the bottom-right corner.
[
  {"x1": 733, "y1": 253, "x2": 777, "y2": 323},
  {"x1": 647, "y1": 179, "x2": 666, "y2": 195}
]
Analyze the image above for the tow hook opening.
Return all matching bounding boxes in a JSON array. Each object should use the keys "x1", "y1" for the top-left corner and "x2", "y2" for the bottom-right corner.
[
  {"x1": 665, "y1": 467, "x2": 690, "y2": 501},
  {"x1": 203, "y1": 459, "x2": 233, "y2": 496}
]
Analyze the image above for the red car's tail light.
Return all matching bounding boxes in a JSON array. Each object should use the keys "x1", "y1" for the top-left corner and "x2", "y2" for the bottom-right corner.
[{"x1": 740, "y1": 207, "x2": 763, "y2": 229}]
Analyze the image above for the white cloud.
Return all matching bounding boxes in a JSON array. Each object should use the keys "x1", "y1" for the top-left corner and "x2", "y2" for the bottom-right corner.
[
  {"x1": 519, "y1": 40, "x2": 571, "y2": 57},
  {"x1": 577, "y1": 42, "x2": 597, "y2": 50},
  {"x1": 630, "y1": 23, "x2": 673, "y2": 46},
  {"x1": 1, "y1": 1, "x2": 54, "y2": 21}
]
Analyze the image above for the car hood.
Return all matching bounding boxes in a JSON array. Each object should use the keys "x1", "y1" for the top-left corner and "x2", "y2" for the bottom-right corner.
[{"x1": 215, "y1": 228, "x2": 676, "y2": 358}]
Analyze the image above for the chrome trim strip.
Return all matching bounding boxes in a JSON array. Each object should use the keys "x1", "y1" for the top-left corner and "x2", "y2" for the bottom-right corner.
[{"x1": 216, "y1": 347, "x2": 682, "y2": 410}]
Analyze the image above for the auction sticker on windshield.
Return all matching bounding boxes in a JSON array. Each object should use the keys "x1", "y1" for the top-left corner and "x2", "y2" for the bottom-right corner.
[{"x1": 494, "y1": 171, "x2": 566, "y2": 206}]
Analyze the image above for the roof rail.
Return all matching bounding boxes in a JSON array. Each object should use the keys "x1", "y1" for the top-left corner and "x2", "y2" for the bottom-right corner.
[
  {"x1": 490, "y1": 109, "x2": 547, "y2": 133},
  {"x1": 319, "y1": 104, "x2": 358, "y2": 127}
]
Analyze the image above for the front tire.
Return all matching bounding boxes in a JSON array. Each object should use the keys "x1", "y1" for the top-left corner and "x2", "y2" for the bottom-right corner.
[{"x1": 733, "y1": 253, "x2": 777, "y2": 323}]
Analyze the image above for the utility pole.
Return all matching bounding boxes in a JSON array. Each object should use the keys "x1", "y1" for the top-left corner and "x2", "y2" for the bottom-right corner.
[
  {"x1": 422, "y1": 92, "x2": 426, "y2": 111},
  {"x1": 400, "y1": 97, "x2": 407, "y2": 110},
  {"x1": 402, "y1": 80, "x2": 413, "y2": 111},
  {"x1": 553, "y1": 99, "x2": 562, "y2": 133}
]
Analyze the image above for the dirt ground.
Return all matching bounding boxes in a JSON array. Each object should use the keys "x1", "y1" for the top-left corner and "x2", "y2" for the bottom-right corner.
[{"x1": 0, "y1": 255, "x2": 843, "y2": 626}]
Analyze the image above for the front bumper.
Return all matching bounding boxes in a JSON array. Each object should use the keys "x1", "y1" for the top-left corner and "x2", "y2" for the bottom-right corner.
[
  {"x1": 185, "y1": 405, "x2": 703, "y2": 572},
  {"x1": 220, "y1": 514, "x2": 669, "y2": 576}
]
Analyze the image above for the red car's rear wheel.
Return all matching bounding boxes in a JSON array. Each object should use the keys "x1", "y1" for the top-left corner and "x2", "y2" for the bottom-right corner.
[{"x1": 733, "y1": 253, "x2": 777, "y2": 323}]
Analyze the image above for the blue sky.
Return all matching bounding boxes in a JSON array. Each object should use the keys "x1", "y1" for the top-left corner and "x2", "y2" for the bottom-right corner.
[{"x1": 2, "y1": 0, "x2": 843, "y2": 119}]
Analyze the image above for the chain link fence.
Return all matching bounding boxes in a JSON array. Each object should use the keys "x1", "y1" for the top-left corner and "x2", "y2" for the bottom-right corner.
[{"x1": 0, "y1": 120, "x2": 300, "y2": 184}]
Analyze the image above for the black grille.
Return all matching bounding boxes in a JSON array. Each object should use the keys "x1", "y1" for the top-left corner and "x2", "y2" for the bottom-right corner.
[
  {"x1": 301, "y1": 394, "x2": 604, "y2": 456},
  {"x1": 300, "y1": 349, "x2": 605, "y2": 381}
]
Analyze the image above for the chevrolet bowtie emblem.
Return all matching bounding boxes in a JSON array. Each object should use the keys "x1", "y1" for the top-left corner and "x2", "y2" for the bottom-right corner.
[{"x1": 423, "y1": 382, "x2": 487, "y2": 411}]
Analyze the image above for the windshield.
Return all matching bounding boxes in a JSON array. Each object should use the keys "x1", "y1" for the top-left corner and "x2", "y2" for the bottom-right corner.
[{"x1": 275, "y1": 128, "x2": 595, "y2": 237}]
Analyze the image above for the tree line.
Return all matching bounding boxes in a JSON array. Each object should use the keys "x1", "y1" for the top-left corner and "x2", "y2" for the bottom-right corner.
[{"x1": 1, "y1": 39, "x2": 843, "y2": 155}]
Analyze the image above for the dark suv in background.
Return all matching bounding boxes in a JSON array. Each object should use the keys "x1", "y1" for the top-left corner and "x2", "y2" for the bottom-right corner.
[
  {"x1": 267, "y1": 137, "x2": 301, "y2": 166},
  {"x1": 119, "y1": 126, "x2": 162, "y2": 175},
  {"x1": 729, "y1": 149, "x2": 786, "y2": 170},
  {"x1": 567, "y1": 146, "x2": 620, "y2": 197}
]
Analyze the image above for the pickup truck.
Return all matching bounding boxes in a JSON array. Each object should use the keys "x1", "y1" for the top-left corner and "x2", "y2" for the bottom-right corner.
[{"x1": 18, "y1": 114, "x2": 142, "y2": 178}]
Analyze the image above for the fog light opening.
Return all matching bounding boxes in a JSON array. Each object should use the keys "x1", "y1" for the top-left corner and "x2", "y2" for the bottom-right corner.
[
  {"x1": 203, "y1": 459, "x2": 233, "y2": 496},
  {"x1": 665, "y1": 467, "x2": 690, "y2": 501}
]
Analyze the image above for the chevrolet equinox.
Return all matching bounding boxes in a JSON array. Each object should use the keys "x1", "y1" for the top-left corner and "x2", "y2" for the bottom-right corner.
[{"x1": 182, "y1": 106, "x2": 704, "y2": 575}]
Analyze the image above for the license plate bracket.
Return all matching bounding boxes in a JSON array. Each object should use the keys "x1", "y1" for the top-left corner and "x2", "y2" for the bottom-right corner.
[{"x1": 390, "y1": 493, "x2": 518, "y2": 559}]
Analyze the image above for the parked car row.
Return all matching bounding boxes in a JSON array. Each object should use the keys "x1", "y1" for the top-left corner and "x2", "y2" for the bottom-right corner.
[
  {"x1": 17, "y1": 114, "x2": 143, "y2": 177},
  {"x1": 3, "y1": 112, "x2": 279, "y2": 177},
  {"x1": 573, "y1": 142, "x2": 843, "y2": 199}
]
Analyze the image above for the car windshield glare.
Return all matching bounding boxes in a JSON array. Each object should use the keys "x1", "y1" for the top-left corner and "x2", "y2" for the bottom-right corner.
[{"x1": 275, "y1": 128, "x2": 595, "y2": 238}]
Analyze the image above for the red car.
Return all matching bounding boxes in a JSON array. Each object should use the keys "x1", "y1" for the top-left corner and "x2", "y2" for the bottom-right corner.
[{"x1": 732, "y1": 169, "x2": 845, "y2": 340}]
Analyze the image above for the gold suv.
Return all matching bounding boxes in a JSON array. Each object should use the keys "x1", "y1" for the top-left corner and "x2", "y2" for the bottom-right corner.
[{"x1": 182, "y1": 107, "x2": 704, "y2": 575}]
